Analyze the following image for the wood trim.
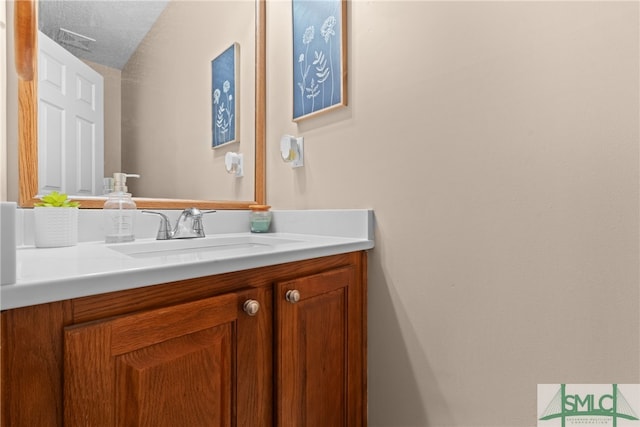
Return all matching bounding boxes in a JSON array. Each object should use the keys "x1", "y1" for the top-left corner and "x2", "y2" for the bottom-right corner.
[
  {"x1": 15, "y1": 0, "x2": 38, "y2": 207},
  {"x1": 13, "y1": 0, "x2": 36, "y2": 81},
  {"x1": 340, "y1": 0, "x2": 348, "y2": 108},
  {"x1": 51, "y1": 198, "x2": 260, "y2": 210},
  {"x1": 108, "y1": 293, "x2": 238, "y2": 355},
  {"x1": 18, "y1": 79, "x2": 37, "y2": 207},
  {"x1": 16, "y1": 0, "x2": 267, "y2": 209},
  {"x1": 360, "y1": 251, "x2": 368, "y2": 426},
  {"x1": 254, "y1": 0, "x2": 267, "y2": 205},
  {"x1": 72, "y1": 252, "x2": 360, "y2": 323}
]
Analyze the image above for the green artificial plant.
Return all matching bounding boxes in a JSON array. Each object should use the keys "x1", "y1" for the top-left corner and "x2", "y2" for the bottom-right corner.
[{"x1": 34, "y1": 191, "x2": 80, "y2": 208}]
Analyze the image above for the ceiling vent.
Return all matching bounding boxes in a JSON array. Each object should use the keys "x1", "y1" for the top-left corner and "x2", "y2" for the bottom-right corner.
[{"x1": 56, "y1": 28, "x2": 96, "y2": 52}]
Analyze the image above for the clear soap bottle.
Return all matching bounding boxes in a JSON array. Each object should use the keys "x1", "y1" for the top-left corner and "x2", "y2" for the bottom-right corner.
[{"x1": 104, "y1": 173, "x2": 140, "y2": 243}]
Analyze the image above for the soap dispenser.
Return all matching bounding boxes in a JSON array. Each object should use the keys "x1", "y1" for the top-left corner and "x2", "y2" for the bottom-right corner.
[{"x1": 104, "y1": 173, "x2": 140, "y2": 243}]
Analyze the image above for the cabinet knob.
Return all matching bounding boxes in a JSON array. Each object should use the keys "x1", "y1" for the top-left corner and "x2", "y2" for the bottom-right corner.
[
  {"x1": 243, "y1": 299, "x2": 260, "y2": 316},
  {"x1": 285, "y1": 289, "x2": 301, "y2": 304}
]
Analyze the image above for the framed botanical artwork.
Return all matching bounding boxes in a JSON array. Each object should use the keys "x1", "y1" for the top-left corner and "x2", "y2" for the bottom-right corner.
[
  {"x1": 292, "y1": 0, "x2": 347, "y2": 121},
  {"x1": 212, "y1": 43, "x2": 239, "y2": 148}
]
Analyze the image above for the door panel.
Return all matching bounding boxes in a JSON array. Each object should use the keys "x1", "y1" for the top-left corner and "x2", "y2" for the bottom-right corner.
[
  {"x1": 38, "y1": 100, "x2": 64, "y2": 189},
  {"x1": 38, "y1": 31, "x2": 104, "y2": 196},
  {"x1": 276, "y1": 267, "x2": 353, "y2": 427},
  {"x1": 117, "y1": 326, "x2": 232, "y2": 427},
  {"x1": 64, "y1": 293, "x2": 238, "y2": 427}
]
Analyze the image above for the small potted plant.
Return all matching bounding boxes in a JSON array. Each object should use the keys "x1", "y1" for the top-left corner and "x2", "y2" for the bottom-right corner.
[{"x1": 33, "y1": 191, "x2": 80, "y2": 248}]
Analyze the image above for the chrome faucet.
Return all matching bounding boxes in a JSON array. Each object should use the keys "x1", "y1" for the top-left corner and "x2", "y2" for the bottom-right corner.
[{"x1": 142, "y1": 208, "x2": 216, "y2": 240}]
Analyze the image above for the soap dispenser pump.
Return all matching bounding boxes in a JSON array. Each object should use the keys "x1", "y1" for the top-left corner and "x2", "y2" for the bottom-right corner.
[{"x1": 104, "y1": 173, "x2": 140, "y2": 243}]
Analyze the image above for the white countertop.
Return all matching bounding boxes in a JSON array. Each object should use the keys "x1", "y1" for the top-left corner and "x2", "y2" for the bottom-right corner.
[{"x1": 1, "y1": 210, "x2": 375, "y2": 310}]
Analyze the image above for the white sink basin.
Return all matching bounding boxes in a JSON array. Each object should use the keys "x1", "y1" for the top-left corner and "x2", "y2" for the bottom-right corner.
[{"x1": 108, "y1": 234, "x2": 302, "y2": 259}]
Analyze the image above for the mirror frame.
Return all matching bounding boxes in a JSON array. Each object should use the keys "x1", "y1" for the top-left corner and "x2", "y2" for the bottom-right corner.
[{"x1": 15, "y1": 0, "x2": 266, "y2": 209}]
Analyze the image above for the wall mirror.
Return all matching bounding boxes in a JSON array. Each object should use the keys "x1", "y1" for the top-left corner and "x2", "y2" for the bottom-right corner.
[{"x1": 15, "y1": 0, "x2": 265, "y2": 209}]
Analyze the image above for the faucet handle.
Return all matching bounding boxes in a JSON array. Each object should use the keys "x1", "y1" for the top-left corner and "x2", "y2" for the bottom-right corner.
[
  {"x1": 182, "y1": 208, "x2": 216, "y2": 217},
  {"x1": 142, "y1": 210, "x2": 172, "y2": 240},
  {"x1": 189, "y1": 209, "x2": 216, "y2": 237},
  {"x1": 172, "y1": 208, "x2": 216, "y2": 239}
]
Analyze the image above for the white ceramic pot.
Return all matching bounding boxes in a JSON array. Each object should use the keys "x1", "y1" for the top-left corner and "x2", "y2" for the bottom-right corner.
[{"x1": 34, "y1": 207, "x2": 79, "y2": 248}]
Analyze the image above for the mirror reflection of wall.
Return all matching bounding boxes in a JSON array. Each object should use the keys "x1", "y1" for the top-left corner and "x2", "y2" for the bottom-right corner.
[
  {"x1": 1, "y1": 2, "x2": 7, "y2": 200},
  {"x1": 38, "y1": 0, "x2": 256, "y2": 200}
]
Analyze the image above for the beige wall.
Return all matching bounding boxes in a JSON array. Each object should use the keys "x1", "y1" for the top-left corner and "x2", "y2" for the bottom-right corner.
[
  {"x1": 267, "y1": 1, "x2": 639, "y2": 426},
  {"x1": 122, "y1": 0, "x2": 255, "y2": 200}
]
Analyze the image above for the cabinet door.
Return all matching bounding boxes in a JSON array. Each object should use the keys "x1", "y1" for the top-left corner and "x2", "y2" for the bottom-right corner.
[
  {"x1": 64, "y1": 289, "x2": 271, "y2": 427},
  {"x1": 276, "y1": 266, "x2": 365, "y2": 427}
]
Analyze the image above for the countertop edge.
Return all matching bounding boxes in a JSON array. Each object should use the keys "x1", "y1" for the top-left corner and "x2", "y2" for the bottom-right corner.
[{"x1": 1, "y1": 237, "x2": 374, "y2": 310}]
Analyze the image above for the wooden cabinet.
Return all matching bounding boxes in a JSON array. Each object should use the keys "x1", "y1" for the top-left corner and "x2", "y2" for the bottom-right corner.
[
  {"x1": 1, "y1": 252, "x2": 366, "y2": 427},
  {"x1": 64, "y1": 288, "x2": 271, "y2": 427},
  {"x1": 276, "y1": 266, "x2": 365, "y2": 427}
]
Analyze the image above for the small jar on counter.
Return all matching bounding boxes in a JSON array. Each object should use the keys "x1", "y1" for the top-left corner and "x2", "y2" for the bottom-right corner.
[{"x1": 249, "y1": 205, "x2": 272, "y2": 233}]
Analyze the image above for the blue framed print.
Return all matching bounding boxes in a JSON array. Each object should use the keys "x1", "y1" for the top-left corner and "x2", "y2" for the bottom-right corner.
[
  {"x1": 212, "y1": 43, "x2": 239, "y2": 148},
  {"x1": 292, "y1": 0, "x2": 347, "y2": 121}
]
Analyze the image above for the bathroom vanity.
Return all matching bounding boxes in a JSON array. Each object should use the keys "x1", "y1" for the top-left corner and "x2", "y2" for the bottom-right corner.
[{"x1": 1, "y1": 210, "x2": 374, "y2": 427}]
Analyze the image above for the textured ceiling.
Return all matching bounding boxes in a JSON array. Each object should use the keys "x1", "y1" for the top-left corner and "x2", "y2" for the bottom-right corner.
[{"x1": 38, "y1": 0, "x2": 169, "y2": 70}]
